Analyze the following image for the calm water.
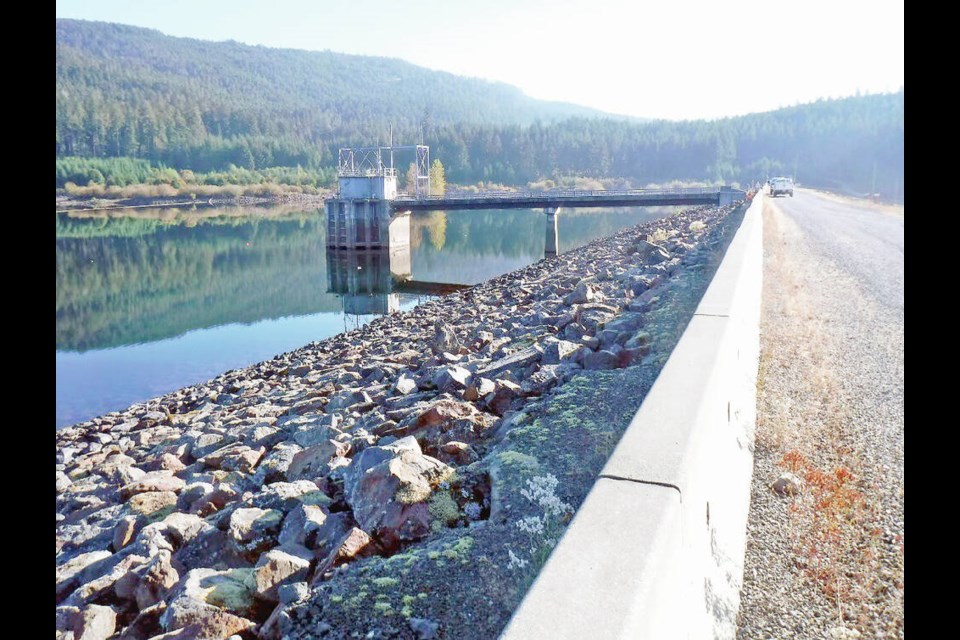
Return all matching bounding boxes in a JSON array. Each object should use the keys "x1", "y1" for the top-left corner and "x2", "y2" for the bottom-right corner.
[{"x1": 56, "y1": 205, "x2": 673, "y2": 428}]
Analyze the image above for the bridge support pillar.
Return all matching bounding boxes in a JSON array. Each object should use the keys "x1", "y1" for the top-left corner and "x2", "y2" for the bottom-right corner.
[
  {"x1": 718, "y1": 187, "x2": 739, "y2": 206},
  {"x1": 544, "y1": 207, "x2": 560, "y2": 257}
]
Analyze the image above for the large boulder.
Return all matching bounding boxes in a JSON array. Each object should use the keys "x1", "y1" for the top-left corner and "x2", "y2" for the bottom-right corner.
[
  {"x1": 342, "y1": 437, "x2": 452, "y2": 551},
  {"x1": 563, "y1": 281, "x2": 602, "y2": 305},
  {"x1": 635, "y1": 239, "x2": 671, "y2": 264},
  {"x1": 126, "y1": 491, "x2": 178, "y2": 521},
  {"x1": 246, "y1": 480, "x2": 330, "y2": 512}
]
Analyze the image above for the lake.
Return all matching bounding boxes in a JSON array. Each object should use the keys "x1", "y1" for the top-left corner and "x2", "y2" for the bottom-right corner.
[{"x1": 56, "y1": 204, "x2": 674, "y2": 428}]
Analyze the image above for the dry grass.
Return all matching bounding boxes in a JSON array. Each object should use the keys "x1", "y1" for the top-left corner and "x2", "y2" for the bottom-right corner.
[
  {"x1": 756, "y1": 200, "x2": 902, "y2": 632},
  {"x1": 62, "y1": 181, "x2": 323, "y2": 200},
  {"x1": 802, "y1": 187, "x2": 904, "y2": 218},
  {"x1": 646, "y1": 227, "x2": 675, "y2": 244}
]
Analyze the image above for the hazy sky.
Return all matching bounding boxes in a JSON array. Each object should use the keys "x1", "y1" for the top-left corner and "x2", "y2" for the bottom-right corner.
[{"x1": 56, "y1": 0, "x2": 903, "y2": 121}]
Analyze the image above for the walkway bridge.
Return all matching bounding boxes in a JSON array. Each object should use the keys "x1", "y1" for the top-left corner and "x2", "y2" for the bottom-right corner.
[
  {"x1": 393, "y1": 186, "x2": 741, "y2": 211},
  {"x1": 325, "y1": 143, "x2": 745, "y2": 254}
]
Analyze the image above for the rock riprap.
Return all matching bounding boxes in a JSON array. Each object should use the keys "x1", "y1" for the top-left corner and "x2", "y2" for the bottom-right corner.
[{"x1": 56, "y1": 202, "x2": 742, "y2": 639}]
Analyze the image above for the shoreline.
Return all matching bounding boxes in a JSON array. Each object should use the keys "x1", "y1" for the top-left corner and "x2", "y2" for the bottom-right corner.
[
  {"x1": 57, "y1": 200, "x2": 745, "y2": 639},
  {"x1": 55, "y1": 192, "x2": 331, "y2": 215}
]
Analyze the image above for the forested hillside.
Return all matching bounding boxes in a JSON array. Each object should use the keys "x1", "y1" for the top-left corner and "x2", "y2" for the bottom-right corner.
[{"x1": 56, "y1": 19, "x2": 904, "y2": 200}]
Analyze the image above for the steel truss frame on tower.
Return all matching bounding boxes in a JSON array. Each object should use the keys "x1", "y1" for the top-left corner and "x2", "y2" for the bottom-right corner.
[{"x1": 337, "y1": 144, "x2": 430, "y2": 197}]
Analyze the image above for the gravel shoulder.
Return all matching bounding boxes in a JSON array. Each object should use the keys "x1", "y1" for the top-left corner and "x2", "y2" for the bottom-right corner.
[{"x1": 737, "y1": 190, "x2": 904, "y2": 638}]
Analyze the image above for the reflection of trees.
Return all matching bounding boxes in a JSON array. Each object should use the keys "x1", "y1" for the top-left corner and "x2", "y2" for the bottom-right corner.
[
  {"x1": 426, "y1": 211, "x2": 447, "y2": 251},
  {"x1": 57, "y1": 206, "x2": 677, "y2": 352},
  {"x1": 409, "y1": 211, "x2": 448, "y2": 251},
  {"x1": 56, "y1": 214, "x2": 338, "y2": 352}
]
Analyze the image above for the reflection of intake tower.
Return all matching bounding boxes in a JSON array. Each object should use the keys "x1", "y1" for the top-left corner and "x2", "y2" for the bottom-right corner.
[{"x1": 326, "y1": 247, "x2": 411, "y2": 316}]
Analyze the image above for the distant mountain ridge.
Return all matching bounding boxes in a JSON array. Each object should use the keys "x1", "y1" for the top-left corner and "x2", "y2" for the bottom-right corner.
[
  {"x1": 56, "y1": 19, "x2": 904, "y2": 201},
  {"x1": 56, "y1": 18, "x2": 619, "y2": 163}
]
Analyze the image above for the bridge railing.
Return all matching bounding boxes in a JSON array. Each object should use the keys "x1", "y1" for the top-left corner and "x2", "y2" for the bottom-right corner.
[{"x1": 393, "y1": 186, "x2": 722, "y2": 201}]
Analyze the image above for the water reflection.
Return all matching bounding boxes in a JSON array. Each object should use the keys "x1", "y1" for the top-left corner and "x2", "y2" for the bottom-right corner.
[{"x1": 56, "y1": 204, "x2": 674, "y2": 427}]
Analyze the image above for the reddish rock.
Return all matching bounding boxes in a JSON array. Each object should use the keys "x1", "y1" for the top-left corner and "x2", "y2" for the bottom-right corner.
[
  {"x1": 435, "y1": 441, "x2": 480, "y2": 466},
  {"x1": 312, "y1": 527, "x2": 377, "y2": 579},
  {"x1": 253, "y1": 545, "x2": 313, "y2": 601},
  {"x1": 485, "y1": 380, "x2": 522, "y2": 416},
  {"x1": 342, "y1": 437, "x2": 451, "y2": 551}
]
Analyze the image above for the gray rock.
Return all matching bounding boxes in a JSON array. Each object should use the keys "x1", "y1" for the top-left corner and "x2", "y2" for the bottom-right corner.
[
  {"x1": 394, "y1": 374, "x2": 419, "y2": 396},
  {"x1": 409, "y1": 617, "x2": 440, "y2": 639},
  {"x1": 463, "y1": 377, "x2": 496, "y2": 401},
  {"x1": 313, "y1": 527, "x2": 377, "y2": 577},
  {"x1": 564, "y1": 281, "x2": 601, "y2": 305},
  {"x1": 135, "y1": 550, "x2": 180, "y2": 609},
  {"x1": 57, "y1": 470, "x2": 74, "y2": 492},
  {"x1": 198, "y1": 444, "x2": 264, "y2": 474},
  {"x1": 542, "y1": 339, "x2": 581, "y2": 365},
  {"x1": 120, "y1": 471, "x2": 185, "y2": 499},
  {"x1": 431, "y1": 321, "x2": 461, "y2": 355},
  {"x1": 56, "y1": 550, "x2": 113, "y2": 600},
  {"x1": 286, "y1": 441, "x2": 350, "y2": 480},
  {"x1": 73, "y1": 604, "x2": 116, "y2": 640},
  {"x1": 160, "y1": 568, "x2": 256, "y2": 635},
  {"x1": 432, "y1": 365, "x2": 472, "y2": 392},
  {"x1": 278, "y1": 504, "x2": 329, "y2": 547},
  {"x1": 253, "y1": 545, "x2": 313, "y2": 601},
  {"x1": 172, "y1": 527, "x2": 251, "y2": 573},
  {"x1": 250, "y1": 443, "x2": 303, "y2": 486},
  {"x1": 247, "y1": 480, "x2": 330, "y2": 512},
  {"x1": 276, "y1": 581, "x2": 310, "y2": 605},
  {"x1": 228, "y1": 508, "x2": 283, "y2": 559},
  {"x1": 635, "y1": 239, "x2": 671, "y2": 264},
  {"x1": 291, "y1": 416, "x2": 341, "y2": 448},
  {"x1": 624, "y1": 331, "x2": 651, "y2": 349},
  {"x1": 112, "y1": 515, "x2": 139, "y2": 551},
  {"x1": 476, "y1": 346, "x2": 543, "y2": 379}
]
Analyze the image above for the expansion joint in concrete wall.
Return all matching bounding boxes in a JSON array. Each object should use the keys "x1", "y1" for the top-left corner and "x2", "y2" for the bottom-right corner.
[{"x1": 597, "y1": 474, "x2": 682, "y2": 496}]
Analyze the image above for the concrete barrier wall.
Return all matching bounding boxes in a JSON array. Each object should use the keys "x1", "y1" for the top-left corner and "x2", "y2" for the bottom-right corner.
[{"x1": 501, "y1": 193, "x2": 764, "y2": 639}]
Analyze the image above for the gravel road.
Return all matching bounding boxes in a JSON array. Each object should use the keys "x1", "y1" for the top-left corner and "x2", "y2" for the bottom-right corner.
[{"x1": 737, "y1": 189, "x2": 904, "y2": 638}]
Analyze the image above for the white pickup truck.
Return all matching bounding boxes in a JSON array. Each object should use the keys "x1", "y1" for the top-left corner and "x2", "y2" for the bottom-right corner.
[{"x1": 768, "y1": 176, "x2": 794, "y2": 197}]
